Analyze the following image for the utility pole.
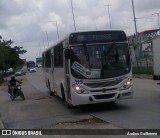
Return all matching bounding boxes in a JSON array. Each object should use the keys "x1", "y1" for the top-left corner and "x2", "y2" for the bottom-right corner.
[
  {"x1": 105, "y1": 4, "x2": 112, "y2": 29},
  {"x1": 46, "y1": 31, "x2": 49, "y2": 47},
  {"x1": 55, "y1": 21, "x2": 59, "y2": 39},
  {"x1": 131, "y1": 0, "x2": 138, "y2": 36},
  {"x1": 39, "y1": 43, "x2": 42, "y2": 57},
  {"x1": 131, "y1": 0, "x2": 140, "y2": 61},
  {"x1": 152, "y1": 12, "x2": 160, "y2": 29},
  {"x1": 42, "y1": 35, "x2": 45, "y2": 51},
  {"x1": 49, "y1": 21, "x2": 59, "y2": 39},
  {"x1": 71, "y1": 0, "x2": 76, "y2": 31}
]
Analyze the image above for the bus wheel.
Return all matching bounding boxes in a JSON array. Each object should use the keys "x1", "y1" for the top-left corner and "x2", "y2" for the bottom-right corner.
[
  {"x1": 153, "y1": 75, "x2": 158, "y2": 80},
  {"x1": 61, "y1": 85, "x2": 66, "y2": 101},
  {"x1": 66, "y1": 102, "x2": 73, "y2": 109},
  {"x1": 61, "y1": 85, "x2": 73, "y2": 109}
]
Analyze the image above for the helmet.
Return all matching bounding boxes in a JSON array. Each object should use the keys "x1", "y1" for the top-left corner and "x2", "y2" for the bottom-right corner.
[{"x1": 11, "y1": 75, "x2": 15, "y2": 79}]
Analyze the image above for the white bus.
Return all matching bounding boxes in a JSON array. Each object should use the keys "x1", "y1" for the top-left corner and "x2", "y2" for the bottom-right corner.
[{"x1": 42, "y1": 30, "x2": 133, "y2": 108}]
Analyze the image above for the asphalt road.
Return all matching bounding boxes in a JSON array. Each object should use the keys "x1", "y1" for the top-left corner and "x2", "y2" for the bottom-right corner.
[
  {"x1": 0, "y1": 70, "x2": 91, "y2": 129},
  {"x1": 27, "y1": 68, "x2": 160, "y2": 130},
  {"x1": 0, "y1": 68, "x2": 160, "y2": 138},
  {"x1": 90, "y1": 78, "x2": 160, "y2": 129}
]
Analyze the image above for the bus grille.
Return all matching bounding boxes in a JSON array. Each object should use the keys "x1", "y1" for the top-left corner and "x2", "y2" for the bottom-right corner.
[
  {"x1": 90, "y1": 88, "x2": 117, "y2": 93},
  {"x1": 93, "y1": 93, "x2": 115, "y2": 100},
  {"x1": 84, "y1": 79, "x2": 123, "y2": 88}
]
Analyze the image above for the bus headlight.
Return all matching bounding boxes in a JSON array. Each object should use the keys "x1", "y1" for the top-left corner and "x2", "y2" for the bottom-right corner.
[
  {"x1": 72, "y1": 84, "x2": 89, "y2": 94},
  {"x1": 120, "y1": 79, "x2": 132, "y2": 90}
]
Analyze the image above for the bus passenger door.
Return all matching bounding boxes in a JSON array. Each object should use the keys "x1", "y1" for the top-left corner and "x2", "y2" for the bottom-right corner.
[
  {"x1": 51, "y1": 48, "x2": 56, "y2": 94},
  {"x1": 63, "y1": 40, "x2": 71, "y2": 102}
]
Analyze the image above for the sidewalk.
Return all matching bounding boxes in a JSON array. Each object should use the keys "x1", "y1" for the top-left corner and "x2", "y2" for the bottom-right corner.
[{"x1": 0, "y1": 86, "x2": 5, "y2": 129}]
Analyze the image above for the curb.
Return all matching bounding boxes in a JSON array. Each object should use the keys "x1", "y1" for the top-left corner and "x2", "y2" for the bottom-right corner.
[{"x1": 133, "y1": 74, "x2": 153, "y2": 79}]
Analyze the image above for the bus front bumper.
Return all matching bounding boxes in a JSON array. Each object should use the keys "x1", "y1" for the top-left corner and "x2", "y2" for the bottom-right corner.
[{"x1": 70, "y1": 86, "x2": 133, "y2": 106}]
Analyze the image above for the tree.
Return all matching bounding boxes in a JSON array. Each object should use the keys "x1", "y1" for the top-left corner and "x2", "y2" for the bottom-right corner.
[
  {"x1": 0, "y1": 35, "x2": 27, "y2": 70},
  {"x1": 0, "y1": 38, "x2": 10, "y2": 70},
  {"x1": 14, "y1": 46, "x2": 27, "y2": 54}
]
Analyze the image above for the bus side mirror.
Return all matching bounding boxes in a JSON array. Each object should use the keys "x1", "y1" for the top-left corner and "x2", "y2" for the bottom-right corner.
[{"x1": 64, "y1": 49, "x2": 73, "y2": 59}]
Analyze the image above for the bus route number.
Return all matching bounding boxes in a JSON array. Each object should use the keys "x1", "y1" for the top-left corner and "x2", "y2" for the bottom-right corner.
[{"x1": 75, "y1": 80, "x2": 83, "y2": 84}]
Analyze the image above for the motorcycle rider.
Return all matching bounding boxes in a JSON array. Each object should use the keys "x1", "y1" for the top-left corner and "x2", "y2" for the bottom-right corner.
[{"x1": 8, "y1": 75, "x2": 21, "y2": 95}]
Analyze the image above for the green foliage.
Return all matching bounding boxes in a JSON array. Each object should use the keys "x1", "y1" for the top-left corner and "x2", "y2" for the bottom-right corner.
[
  {"x1": 0, "y1": 40, "x2": 10, "y2": 70},
  {"x1": 0, "y1": 35, "x2": 27, "y2": 70},
  {"x1": 14, "y1": 46, "x2": 27, "y2": 54},
  {"x1": 0, "y1": 75, "x2": 4, "y2": 84},
  {"x1": 132, "y1": 66, "x2": 153, "y2": 74}
]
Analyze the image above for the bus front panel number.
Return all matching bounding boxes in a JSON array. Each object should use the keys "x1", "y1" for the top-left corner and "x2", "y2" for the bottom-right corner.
[{"x1": 75, "y1": 80, "x2": 83, "y2": 84}]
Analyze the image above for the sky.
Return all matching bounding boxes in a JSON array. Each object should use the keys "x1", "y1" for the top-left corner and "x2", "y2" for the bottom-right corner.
[{"x1": 0, "y1": 0, "x2": 160, "y2": 62}]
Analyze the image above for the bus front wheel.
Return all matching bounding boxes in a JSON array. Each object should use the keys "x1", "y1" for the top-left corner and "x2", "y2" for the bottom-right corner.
[
  {"x1": 65, "y1": 101, "x2": 73, "y2": 109},
  {"x1": 61, "y1": 85, "x2": 73, "y2": 109},
  {"x1": 48, "y1": 81, "x2": 54, "y2": 96}
]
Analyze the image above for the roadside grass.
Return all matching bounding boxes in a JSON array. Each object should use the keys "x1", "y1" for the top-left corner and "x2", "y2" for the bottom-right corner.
[
  {"x1": 0, "y1": 65, "x2": 25, "y2": 85},
  {"x1": 0, "y1": 76, "x2": 4, "y2": 85},
  {"x1": 132, "y1": 66, "x2": 153, "y2": 74}
]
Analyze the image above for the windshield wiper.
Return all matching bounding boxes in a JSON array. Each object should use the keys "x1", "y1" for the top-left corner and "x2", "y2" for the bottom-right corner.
[{"x1": 106, "y1": 42, "x2": 116, "y2": 56}]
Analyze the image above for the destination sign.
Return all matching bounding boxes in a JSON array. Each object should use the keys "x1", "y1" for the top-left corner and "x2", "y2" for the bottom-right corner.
[{"x1": 69, "y1": 31, "x2": 127, "y2": 45}]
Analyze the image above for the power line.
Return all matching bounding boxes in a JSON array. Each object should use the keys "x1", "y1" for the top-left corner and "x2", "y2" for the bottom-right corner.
[
  {"x1": 48, "y1": 21, "x2": 59, "y2": 40},
  {"x1": 136, "y1": 15, "x2": 155, "y2": 20},
  {"x1": 120, "y1": 20, "x2": 134, "y2": 30}
]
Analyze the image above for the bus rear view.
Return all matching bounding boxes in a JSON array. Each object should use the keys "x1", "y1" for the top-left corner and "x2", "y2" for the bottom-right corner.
[{"x1": 65, "y1": 30, "x2": 133, "y2": 106}]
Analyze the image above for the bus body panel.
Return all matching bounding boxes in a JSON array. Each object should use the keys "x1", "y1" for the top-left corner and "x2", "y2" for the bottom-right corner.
[
  {"x1": 45, "y1": 68, "x2": 52, "y2": 88},
  {"x1": 53, "y1": 67, "x2": 65, "y2": 98}
]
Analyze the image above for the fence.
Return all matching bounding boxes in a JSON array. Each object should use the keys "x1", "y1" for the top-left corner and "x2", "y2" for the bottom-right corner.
[{"x1": 132, "y1": 55, "x2": 153, "y2": 74}]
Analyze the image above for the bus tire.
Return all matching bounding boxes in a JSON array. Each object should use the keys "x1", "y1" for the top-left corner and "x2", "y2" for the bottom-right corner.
[
  {"x1": 65, "y1": 101, "x2": 73, "y2": 109},
  {"x1": 153, "y1": 75, "x2": 156, "y2": 80},
  {"x1": 60, "y1": 84, "x2": 73, "y2": 108},
  {"x1": 153, "y1": 75, "x2": 159, "y2": 80},
  {"x1": 61, "y1": 84, "x2": 66, "y2": 101}
]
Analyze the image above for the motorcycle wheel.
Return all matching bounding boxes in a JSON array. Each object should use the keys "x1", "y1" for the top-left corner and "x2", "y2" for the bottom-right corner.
[
  {"x1": 20, "y1": 92, "x2": 25, "y2": 100},
  {"x1": 10, "y1": 95, "x2": 15, "y2": 101}
]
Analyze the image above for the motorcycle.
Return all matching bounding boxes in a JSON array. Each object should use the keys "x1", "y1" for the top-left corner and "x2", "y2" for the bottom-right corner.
[{"x1": 8, "y1": 82, "x2": 25, "y2": 100}]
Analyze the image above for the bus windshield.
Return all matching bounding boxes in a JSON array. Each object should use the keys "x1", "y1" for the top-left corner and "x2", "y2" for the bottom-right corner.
[{"x1": 70, "y1": 43, "x2": 131, "y2": 79}]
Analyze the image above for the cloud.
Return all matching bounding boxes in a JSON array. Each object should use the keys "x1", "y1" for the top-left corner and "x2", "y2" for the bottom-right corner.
[{"x1": 0, "y1": 0, "x2": 160, "y2": 61}]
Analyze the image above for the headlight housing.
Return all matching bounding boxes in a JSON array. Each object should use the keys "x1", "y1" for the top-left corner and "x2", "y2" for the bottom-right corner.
[
  {"x1": 120, "y1": 79, "x2": 132, "y2": 90},
  {"x1": 71, "y1": 84, "x2": 89, "y2": 94}
]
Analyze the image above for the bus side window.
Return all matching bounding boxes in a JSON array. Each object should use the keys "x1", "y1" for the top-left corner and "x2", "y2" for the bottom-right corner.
[{"x1": 54, "y1": 43, "x2": 63, "y2": 67}]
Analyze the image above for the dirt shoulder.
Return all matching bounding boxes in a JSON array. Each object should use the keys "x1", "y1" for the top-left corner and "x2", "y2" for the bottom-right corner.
[{"x1": 133, "y1": 74, "x2": 153, "y2": 79}]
